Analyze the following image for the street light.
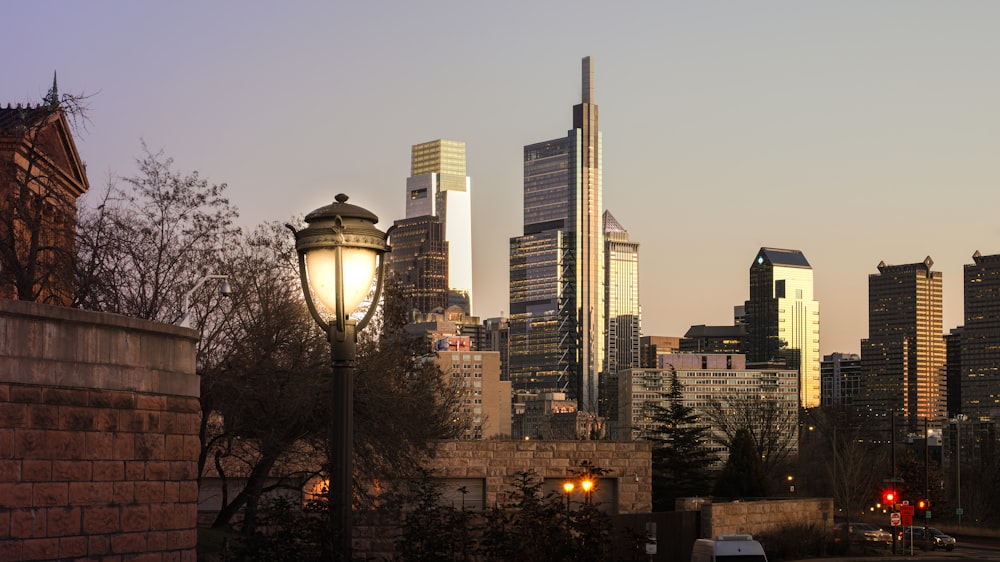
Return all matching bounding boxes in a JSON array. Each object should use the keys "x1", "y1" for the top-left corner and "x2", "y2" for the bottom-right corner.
[
  {"x1": 288, "y1": 194, "x2": 389, "y2": 562},
  {"x1": 562, "y1": 481, "x2": 575, "y2": 513},
  {"x1": 177, "y1": 272, "x2": 231, "y2": 328},
  {"x1": 581, "y1": 477, "x2": 594, "y2": 506}
]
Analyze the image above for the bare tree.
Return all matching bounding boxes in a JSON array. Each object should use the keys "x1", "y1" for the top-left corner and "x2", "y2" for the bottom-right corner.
[{"x1": 702, "y1": 393, "x2": 797, "y2": 478}]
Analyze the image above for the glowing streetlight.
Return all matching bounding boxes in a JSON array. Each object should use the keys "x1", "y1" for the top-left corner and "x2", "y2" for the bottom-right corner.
[{"x1": 288, "y1": 194, "x2": 389, "y2": 561}]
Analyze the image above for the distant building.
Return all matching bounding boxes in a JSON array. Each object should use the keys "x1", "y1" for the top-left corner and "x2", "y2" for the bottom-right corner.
[
  {"x1": 602, "y1": 210, "x2": 641, "y2": 417},
  {"x1": 680, "y1": 325, "x2": 744, "y2": 354},
  {"x1": 0, "y1": 78, "x2": 89, "y2": 305},
  {"x1": 959, "y1": 251, "x2": 1000, "y2": 420},
  {"x1": 404, "y1": 139, "x2": 473, "y2": 314},
  {"x1": 616, "y1": 353, "x2": 799, "y2": 465},
  {"x1": 861, "y1": 257, "x2": 945, "y2": 435},
  {"x1": 405, "y1": 305, "x2": 485, "y2": 351},
  {"x1": 387, "y1": 215, "x2": 449, "y2": 318},
  {"x1": 509, "y1": 57, "x2": 605, "y2": 412},
  {"x1": 432, "y1": 349, "x2": 511, "y2": 440},
  {"x1": 945, "y1": 327, "x2": 963, "y2": 419},
  {"x1": 744, "y1": 247, "x2": 821, "y2": 408},
  {"x1": 483, "y1": 315, "x2": 510, "y2": 381},
  {"x1": 512, "y1": 392, "x2": 604, "y2": 440},
  {"x1": 640, "y1": 336, "x2": 680, "y2": 369},
  {"x1": 820, "y1": 352, "x2": 862, "y2": 407}
]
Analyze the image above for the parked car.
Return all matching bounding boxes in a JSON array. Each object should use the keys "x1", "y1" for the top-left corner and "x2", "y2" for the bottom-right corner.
[
  {"x1": 899, "y1": 527, "x2": 957, "y2": 551},
  {"x1": 834, "y1": 522, "x2": 892, "y2": 548}
]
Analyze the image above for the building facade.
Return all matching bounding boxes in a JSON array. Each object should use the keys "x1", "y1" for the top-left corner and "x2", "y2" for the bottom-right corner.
[
  {"x1": 616, "y1": 354, "x2": 799, "y2": 465},
  {"x1": 404, "y1": 139, "x2": 473, "y2": 314},
  {"x1": 960, "y1": 251, "x2": 1000, "y2": 420},
  {"x1": 433, "y1": 346, "x2": 512, "y2": 440},
  {"x1": 1, "y1": 83, "x2": 89, "y2": 306},
  {"x1": 509, "y1": 56, "x2": 604, "y2": 412},
  {"x1": 602, "y1": 210, "x2": 641, "y2": 415},
  {"x1": 860, "y1": 257, "x2": 946, "y2": 435},
  {"x1": 820, "y1": 352, "x2": 862, "y2": 407},
  {"x1": 386, "y1": 215, "x2": 449, "y2": 317},
  {"x1": 483, "y1": 315, "x2": 510, "y2": 381},
  {"x1": 640, "y1": 336, "x2": 681, "y2": 369},
  {"x1": 743, "y1": 247, "x2": 821, "y2": 408},
  {"x1": 680, "y1": 325, "x2": 744, "y2": 354}
]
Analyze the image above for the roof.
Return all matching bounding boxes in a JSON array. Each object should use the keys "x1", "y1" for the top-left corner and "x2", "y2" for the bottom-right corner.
[
  {"x1": 683, "y1": 324, "x2": 744, "y2": 338},
  {"x1": 603, "y1": 210, "x2": 626, "y2": 233},
  {"x1": 754, "y1": 247, "x2": 811, "y2": 268},
  {"x1": 0, "y1": 103, "x2": 54, "y2": 133}
]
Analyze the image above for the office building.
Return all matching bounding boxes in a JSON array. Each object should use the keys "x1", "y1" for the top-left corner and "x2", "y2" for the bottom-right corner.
[
  {"x1": 680, "y1": 325, "x2": 744, "y2": 354},
  {"x1": 483, "y1": 316, "x2": 510, "y2": 381},
  {"x1": 640, "y1": 336, "x2": 681, "y2": 369},
  {"x1": 617, "y1": 354, "x2": 798, "y2": 465},
  {"x1": 432, "y1": 346, "x2": 511, "y2": 440},
  {"x1": 387, "y1": 215, "x2": 449, "y2": 318},
  {"x1": 509, "y1": 56, "x2": 604, "y2": 412},
  {"x1": 603, "y1": 210, "x2": 641, "y2": 388},
  {"x1": 405, "y1": 139, "x2": 473, "y2": 314},
  {"x1": 820, "y1": 352, "x2": 862, "y2": 407},
  {"x1": 861, "y1": 257, "x2": 946, "y2": 435},
  {"x1": 960, "y1": 251, "x2": 1000, "y2": 420},
  {"x1": 744, "y1": 247, "x2": 821, "y2": 408}
]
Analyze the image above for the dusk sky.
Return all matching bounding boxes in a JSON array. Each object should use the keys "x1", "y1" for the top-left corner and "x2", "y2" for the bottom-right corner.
[{"x1": 6, "y1": 2, "x2": 1000, "y2": 355}]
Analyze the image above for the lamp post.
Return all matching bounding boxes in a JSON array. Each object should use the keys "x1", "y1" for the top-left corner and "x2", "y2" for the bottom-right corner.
[
  {"x1": 562, "y1": 481, "x2": 575, "y2": 514},
  {"x1": 580, "y1": 477, "x2": 594, "y2": 506},
  {"x1": 288, "y1": 194, "x2": 389, "y2": 562}
]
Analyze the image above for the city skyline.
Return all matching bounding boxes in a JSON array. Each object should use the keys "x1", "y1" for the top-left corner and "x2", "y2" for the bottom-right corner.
[{"x1": 6, "y1": 2, "x2": 1000, "y2": 355}]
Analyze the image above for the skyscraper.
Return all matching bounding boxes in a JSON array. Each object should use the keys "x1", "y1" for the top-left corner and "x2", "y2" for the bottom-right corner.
[
  {"x1": 960, "y1": 251, "x2": 1000, "y2": 420},
  {"x1": 743, "y1": 247, "x2": 821, "y2": 408},
  {"x1": 603, "y1": 210, "x2": 640, "y2": 383},
  {"x1": 861, "y1": 257, "x2": 945, "y2": 434},
  {"x1": 405, "y1": 139, "x2": 473, "y2": 314},
  {"x1": 386, "y1": 215, "x2": 449, "y2": 317},
  {"x1": 509, "y1": 56, "x2": 604, "y2": 412}
]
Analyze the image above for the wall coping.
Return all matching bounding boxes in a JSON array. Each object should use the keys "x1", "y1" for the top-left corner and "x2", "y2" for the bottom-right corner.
[{"x1": 0, "y1": 298, "x2": 199, "y2": 397}]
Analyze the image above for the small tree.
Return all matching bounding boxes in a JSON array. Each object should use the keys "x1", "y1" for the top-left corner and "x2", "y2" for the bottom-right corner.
[
  {"x1": 714, "y1": 428, "x2": 768, "y2": 498},
  {"x1": 703, "y1": 393, "x2": 797, "y2": 481},
  {"x1": 642, "y1": 367, "x2": 716, "y2": 510}
]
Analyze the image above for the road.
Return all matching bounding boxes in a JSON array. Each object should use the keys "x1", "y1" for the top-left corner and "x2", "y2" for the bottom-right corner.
[{"x1": 887, "y1": 534, "x2": 1000, "y2": 561}]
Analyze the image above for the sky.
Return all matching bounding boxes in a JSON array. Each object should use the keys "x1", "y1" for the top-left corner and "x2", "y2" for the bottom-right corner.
[{"x1": 5, "y1": 2, "x2": 1000, "y2": 355}]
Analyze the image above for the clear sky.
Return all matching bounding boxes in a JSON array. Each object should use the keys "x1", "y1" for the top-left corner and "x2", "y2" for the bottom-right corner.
[{"x1": 6, "y1": 2, "x2": 1000, "y2": 355}]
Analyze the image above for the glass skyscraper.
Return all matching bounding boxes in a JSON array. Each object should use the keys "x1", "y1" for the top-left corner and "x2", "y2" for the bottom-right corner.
[
  {"x1": 509, "y1": 57, "x2": 604, "y2": 412},
  {"x1": 744, "y1": 247, "x2": 821, "y2": 408},
  {"x1": 405, "y1": 139, "x2": 473, "y2": 314},
  {"x1": 861, "y1": 257, "x2": 945, "y2": 435},
  {"x1": 960, "y1": 251, "x2": 1000, "y2": 420}
]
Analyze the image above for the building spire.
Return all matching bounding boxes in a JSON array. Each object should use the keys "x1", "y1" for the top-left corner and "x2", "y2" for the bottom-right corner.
[
  {"x1": 44, "y1": 70, "x2": 59, "y2": 108},
  {"x1": 582, "y1": 56, "x2": 593, "y2": 104}
]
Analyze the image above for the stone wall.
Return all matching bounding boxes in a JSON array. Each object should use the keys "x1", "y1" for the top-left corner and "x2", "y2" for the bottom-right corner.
[
  {"x1": 0, "y1": 299, "x2": 199, "y2": 561},
  {"x1": 699, "y1": 498, "x2": 834, "y2": 538}
]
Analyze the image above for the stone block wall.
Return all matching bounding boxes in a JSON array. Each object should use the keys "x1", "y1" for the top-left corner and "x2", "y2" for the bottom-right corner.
[
  {"x1": 701, "y1": 498, "x2": 834, "y2": 538},
  {"x1": 0, "y1": 299, "x2": 199, "y2": 561}
]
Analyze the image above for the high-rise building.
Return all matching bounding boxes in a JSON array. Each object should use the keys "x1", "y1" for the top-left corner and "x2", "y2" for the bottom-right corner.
[
  {"x1": 860, "y1": 257, "x2": 945, "y2": 434},
  {"x1": 820, "y1": 352, "x2": 862, "y2": 407},
  {"x1": 509, "y1": 56, "x2": 604, "y2": 413},
  {"x1": 386, "y1": 215, "x2": 449, "y2": 317},
  {"x1": 432, "y1": 347, "x2": 511, "y2": 440},
  {"x1": 960, "y1": 251, "x2": 1000, "y2": 420},
  {"x1": 405, "y1": 139, "x2": 473, "y2": 314},
  {"x1": 483, "y1": 316, "x2": 510, "y2": 381},
  {"x1": 680, "y1": 325, "x2": 744, "y2": 354},
  {"x1": 743, "y1": 247, "x2": 821, "y2": 408},
  {"x1": 603, "y1": 210, "x2": 641, "y2": 382}
]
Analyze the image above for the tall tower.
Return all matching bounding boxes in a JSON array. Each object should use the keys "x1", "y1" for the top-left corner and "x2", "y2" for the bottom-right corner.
[
  {"x1": 386, "y1": 215, "x2": 449, "y2": 317},
  {"x1": 603, "y1": 211, "x2": 640, "y2": 384},
  {"x1": 405, "y1": 139, "x2": 473, "y2": 314},
  {"x1": 509, "y1": 56, "x2": 604, "y2": 412},
  {"x1": 960, "y1": 251, "x2": 1000, "y2": 420},
  {"x1": 744, "y1": 247, "x2": 821, "y2": 408},
  {"x1": 861, "y1": 257, "x2": 945, "y2": 434}
]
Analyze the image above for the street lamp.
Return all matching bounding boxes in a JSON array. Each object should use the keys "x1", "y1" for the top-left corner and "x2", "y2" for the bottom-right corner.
[
  {"x1": 562, "y1": 481, "x2": 575, "y2": 513},
  {"x1": 288, "y1": 194, "x2": 389, "y2": 562},
  {"x1": 581, "y1": 477, "x2": 594, "y2": 506},
  {"x1": 177, "y1": 272, "x2": 232, "y2": 328}
]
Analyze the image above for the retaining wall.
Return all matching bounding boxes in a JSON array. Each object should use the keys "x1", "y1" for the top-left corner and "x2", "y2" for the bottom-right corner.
[{"x1": 0, "y1": 298, "x2": 200, "y2": 561}]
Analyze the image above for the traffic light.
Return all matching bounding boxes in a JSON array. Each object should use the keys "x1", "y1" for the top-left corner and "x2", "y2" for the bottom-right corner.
[
  {"x1": 882, "y1": 490, "x2": 895, "y2": 506},
  {"x1": 917, "y1": 499, "x2": 926, "y2": 510}
]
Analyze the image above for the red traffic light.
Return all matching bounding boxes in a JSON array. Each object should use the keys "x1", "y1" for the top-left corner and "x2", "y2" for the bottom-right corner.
[
  {"x1": 917, "y1": 499, "x2": 926, "y2": 509},
  {"x1": 883, "y1": 490, "x2": 895, "y2": 504}
]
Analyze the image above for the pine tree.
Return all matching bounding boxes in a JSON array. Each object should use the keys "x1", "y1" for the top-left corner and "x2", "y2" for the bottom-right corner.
[{"x1": 643, "y1": 368, "x2": 717, "y2": 510}]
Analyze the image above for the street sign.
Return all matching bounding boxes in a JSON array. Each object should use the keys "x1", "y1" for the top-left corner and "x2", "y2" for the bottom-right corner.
[
  {"x1": 890, "y1": 512, "x2": 901, "y2": 526},
  {"x1": 956, "y1": 508, "x2": 964, "y2": 516},
  {"x1": 900, "y1": 503, "x2": 914, "y2": 527},
  {"x1": 926, "y1": 510, "x2": 932, "y2": 519}
]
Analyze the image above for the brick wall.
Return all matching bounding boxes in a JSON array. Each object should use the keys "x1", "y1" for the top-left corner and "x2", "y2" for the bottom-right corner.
[
  {"x1": 700, "y1": 498, "x2": 834, "y2": 538},
  {"x1": 0, "y1": 299, "x2": 199, "y2": 561}
]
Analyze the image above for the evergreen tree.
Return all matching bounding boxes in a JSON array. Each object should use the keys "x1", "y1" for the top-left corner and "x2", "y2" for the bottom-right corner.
[
  {"x1": 713, "y1": 427, "x2": 768, "y2": 498},
  {"x1": 642, "y1": 368, "x2": 716, "y2": 510}
]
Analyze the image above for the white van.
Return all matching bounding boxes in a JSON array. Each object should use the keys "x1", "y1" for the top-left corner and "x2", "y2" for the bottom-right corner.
[{"x1": 690, "y1": 534, "x2": 768, "y2": 562}]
